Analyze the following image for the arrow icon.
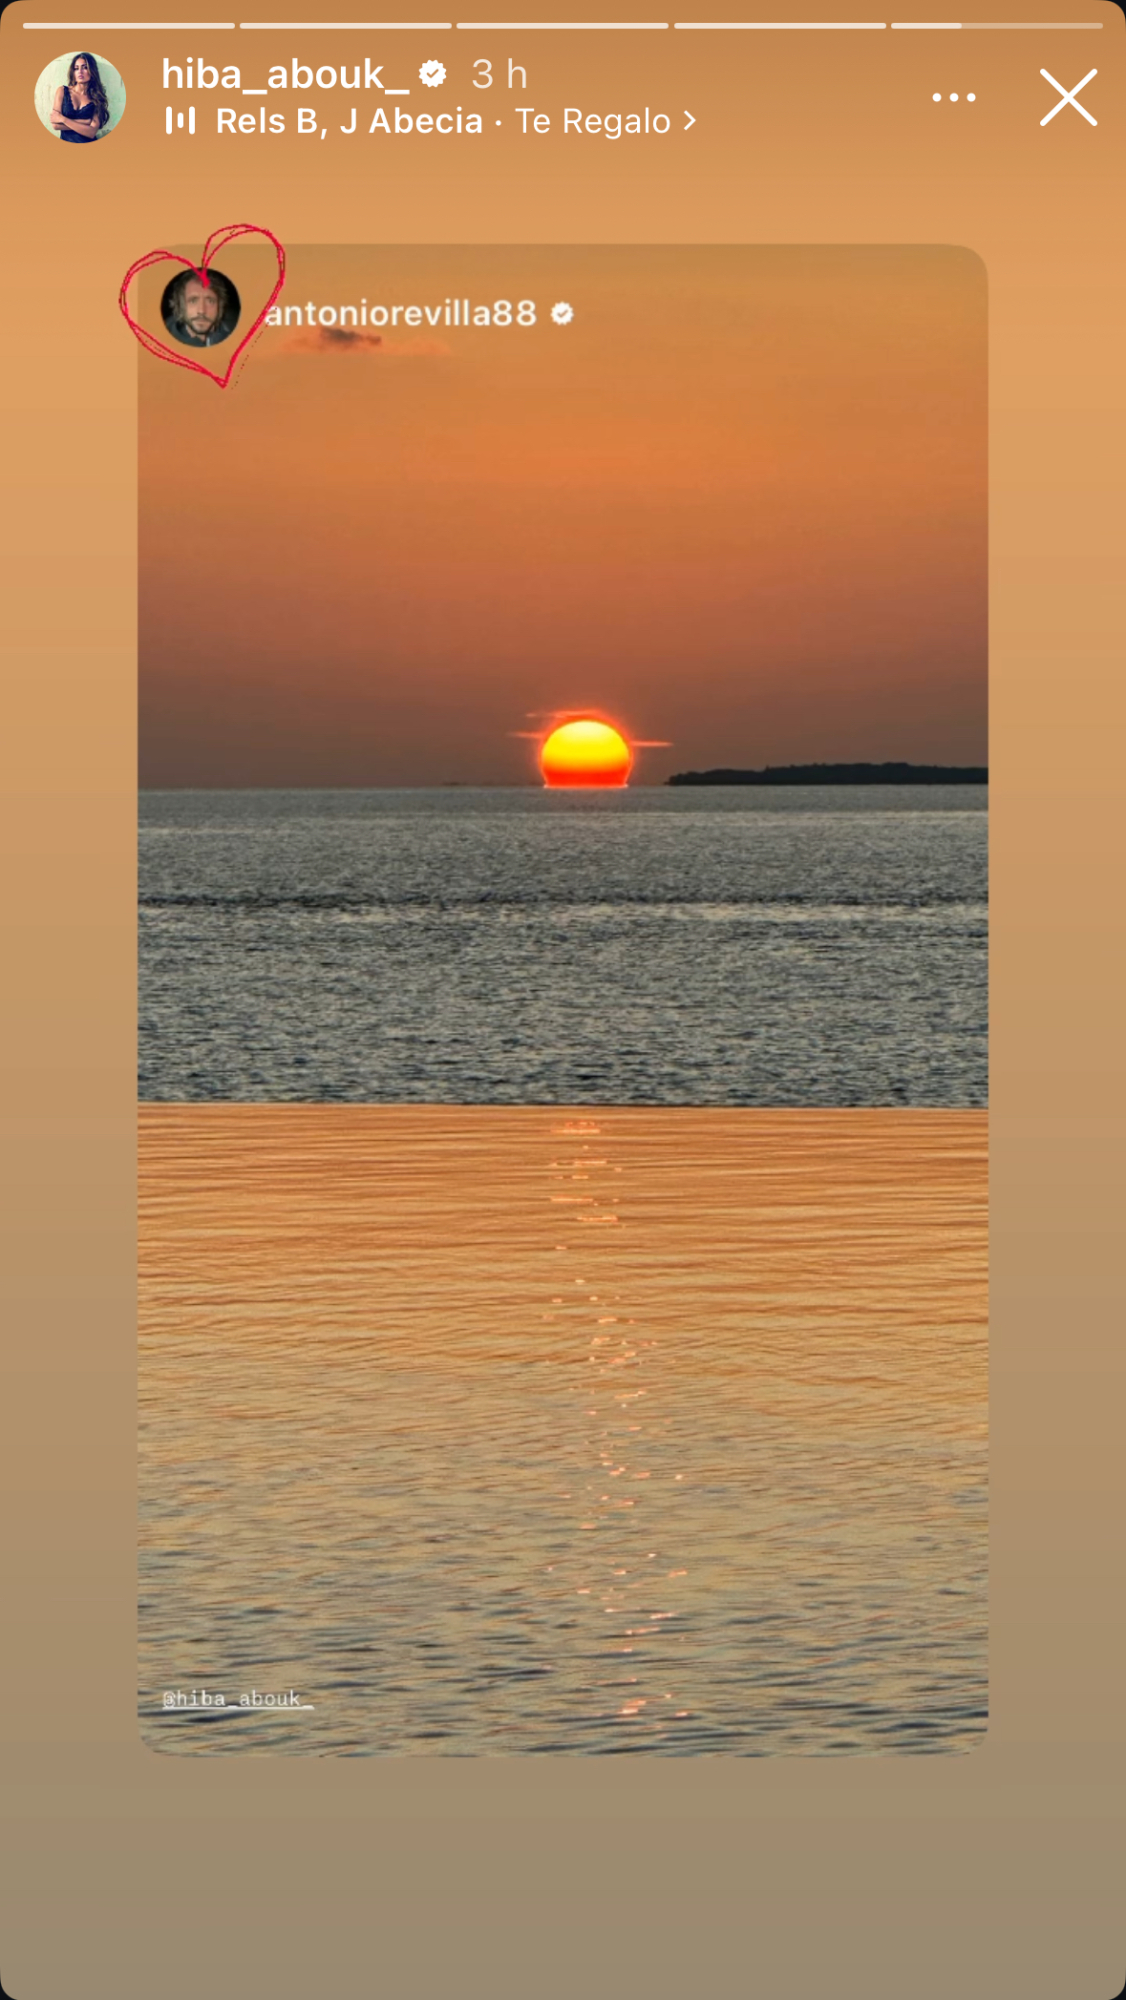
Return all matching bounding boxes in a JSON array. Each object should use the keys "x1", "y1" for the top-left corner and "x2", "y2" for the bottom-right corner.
[{"x1": 684, "y1": 110, "x2": 696, "y2": 130}]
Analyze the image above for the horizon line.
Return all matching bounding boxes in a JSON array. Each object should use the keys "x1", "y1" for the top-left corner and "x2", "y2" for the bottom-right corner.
[{"x1": 139, "y1": 767, "x2": 990, "y2": 791}]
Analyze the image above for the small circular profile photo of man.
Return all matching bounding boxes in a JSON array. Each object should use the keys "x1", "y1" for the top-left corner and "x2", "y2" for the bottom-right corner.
[
  {"x1": 34, "y1": 50, "x2": 126, "y2": 144},
  {"x1": 160, "y1": 269, "x2": 242, "y2": 350}
]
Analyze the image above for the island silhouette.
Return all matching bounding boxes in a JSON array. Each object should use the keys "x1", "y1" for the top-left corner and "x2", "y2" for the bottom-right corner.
[{"x1": 667, "y1": 762, "x2": 987, "y2": 787}]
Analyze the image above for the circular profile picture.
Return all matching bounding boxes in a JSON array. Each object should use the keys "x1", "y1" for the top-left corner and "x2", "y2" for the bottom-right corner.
[
  {"x1": 160, "y1": 269, "x2": 242, "y2": 350},
  {"x1": 34, "y1": 50, "x2": 126, "y2": 144}
]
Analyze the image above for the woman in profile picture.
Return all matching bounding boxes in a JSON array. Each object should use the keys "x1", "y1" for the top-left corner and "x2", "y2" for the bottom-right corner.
[{"x1": 51, "y1": 52, "x2": 109, "y2": 143}]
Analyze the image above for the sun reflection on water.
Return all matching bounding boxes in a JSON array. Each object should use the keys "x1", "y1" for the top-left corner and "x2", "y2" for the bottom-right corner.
[{"x1": 140, "y1": 1105, "x2": 988, "y2": 1755}]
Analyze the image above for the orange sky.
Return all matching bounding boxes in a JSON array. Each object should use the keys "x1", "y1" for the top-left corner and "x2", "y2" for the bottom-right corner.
[{"x1": 139, "y1": 245, "x2": 986, "y2": 786}]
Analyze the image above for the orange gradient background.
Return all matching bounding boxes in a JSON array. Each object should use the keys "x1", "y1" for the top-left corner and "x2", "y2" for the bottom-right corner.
[{"x1": 1, "y1": 3, "x2": 1125, "y2": 1997}]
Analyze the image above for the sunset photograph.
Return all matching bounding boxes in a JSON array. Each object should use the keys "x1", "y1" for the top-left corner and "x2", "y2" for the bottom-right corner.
[
  {"x1": 138, "y1": 246, "x2": 987, "y2": 1756},
  {"x1": 138, "y1": 243, "x2": 987, "y2": 1111}
]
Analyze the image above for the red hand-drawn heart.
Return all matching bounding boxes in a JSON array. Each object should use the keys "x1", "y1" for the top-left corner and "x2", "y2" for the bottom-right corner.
[{"x1": 118, "y1": 222, "x2": 286, "y2": 389}]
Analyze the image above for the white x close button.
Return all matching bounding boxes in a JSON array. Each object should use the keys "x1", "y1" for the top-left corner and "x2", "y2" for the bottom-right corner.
[{"x1": 1040, "y1": 68, "x2": 1098, "y2": 129}]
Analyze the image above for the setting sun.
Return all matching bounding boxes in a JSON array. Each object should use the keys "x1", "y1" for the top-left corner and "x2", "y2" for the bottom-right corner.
[{"x1": 540, "y1": 718, "x2": 633, "y2": 788}]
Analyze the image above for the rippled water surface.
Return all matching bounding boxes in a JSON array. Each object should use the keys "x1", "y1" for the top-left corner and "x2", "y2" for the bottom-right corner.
[
  {"x1": 139, "y1": 788, "x2": 987, "y2": 1106},
  {"x1": 139, "y1": 1105, "x2": 987, "y2": 1756}
]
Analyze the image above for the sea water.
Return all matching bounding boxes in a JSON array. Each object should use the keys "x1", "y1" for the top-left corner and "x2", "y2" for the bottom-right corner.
[
  {"x1": 139, "y1": 1105, "x2": 988, "y2": 1757},
  {"x1": 139, "y1": 786, "x2": 987, "y2": 1106}
]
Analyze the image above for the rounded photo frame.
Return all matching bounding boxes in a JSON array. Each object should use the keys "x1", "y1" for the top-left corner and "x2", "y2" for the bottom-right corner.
[
  {"x1": 33, "y1": 49, "x2": 126, "y2": 144},
  {"x1": 159, "y1": 269, "x2": 243, "y2": 351}
]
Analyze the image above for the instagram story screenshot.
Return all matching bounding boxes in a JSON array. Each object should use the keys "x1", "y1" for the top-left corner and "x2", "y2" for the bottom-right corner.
[{"x1": 0, "y1": 5, "x2": 1123, "y2": 1998}]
